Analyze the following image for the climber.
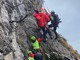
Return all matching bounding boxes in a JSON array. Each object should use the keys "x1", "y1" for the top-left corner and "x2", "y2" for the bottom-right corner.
[
  {"x1": 49, "y1": 11, "x2": 61, "y2": 39},
  {"x1": 30, "y1": 36, "x2": 42, "y2": 51},
  {"x1": 43, "y1": 9, "x2": 53, "y2": 39},
  {"x1": 27, "y1": 51, "x2": 35, "y2": 60},
  {"x1": 39, "y1": 8, "x2": 53, "y2": 39},
  {"x1": 33, "y1": 9, "x2": 49, "y2": 42},
  {"x1": 34, "y1": 50, "x2": 43, "y2": 60}
]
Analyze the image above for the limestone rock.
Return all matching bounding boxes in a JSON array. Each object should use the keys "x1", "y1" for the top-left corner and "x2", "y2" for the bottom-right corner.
[{"x1": 0, "y1": 0, "x2": 80, "y2": 60}]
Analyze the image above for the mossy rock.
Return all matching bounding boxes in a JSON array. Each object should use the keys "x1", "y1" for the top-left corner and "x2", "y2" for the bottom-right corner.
[{"x1": 50, "y1": 54, "x2": 63, "y2": 60}]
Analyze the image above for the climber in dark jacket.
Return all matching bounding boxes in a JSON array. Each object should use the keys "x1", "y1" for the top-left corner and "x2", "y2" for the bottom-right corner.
[{"x1": 49, "y1": 11, "x2": 61, "y2": 39}]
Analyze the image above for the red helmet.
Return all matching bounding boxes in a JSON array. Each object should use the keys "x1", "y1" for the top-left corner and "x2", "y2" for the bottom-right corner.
[
  {"x1": 30, "y1": 53, "x2": 34, "y2": 57},
  {"x1": 39, "y1": 8, "x2": 44, "y2": 10}
]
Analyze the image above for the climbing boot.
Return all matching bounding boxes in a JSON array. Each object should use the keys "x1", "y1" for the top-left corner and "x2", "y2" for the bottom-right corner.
[
  {"x1": 43, "y1": 38, "x2": 47, "y2": 43},
  {"x1": 50, "y1": 36, "x2": 53, "y2": 39}
]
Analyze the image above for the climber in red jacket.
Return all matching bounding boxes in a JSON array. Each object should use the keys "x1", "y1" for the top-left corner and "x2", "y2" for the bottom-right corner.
[
  {"x1": 33, "y1": 10, "x2": 50, "y2": 42},
  {"x1": 33, "y1": 10, "x2": 50, "y2": 27},
  {"x1": 27, "y1": 51, "x2": 35, "y2": 60}
]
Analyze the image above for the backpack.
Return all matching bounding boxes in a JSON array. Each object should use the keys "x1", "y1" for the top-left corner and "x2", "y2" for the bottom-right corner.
[{"x1": 50, "y1": 14, "x2": 61, "y2": 25}]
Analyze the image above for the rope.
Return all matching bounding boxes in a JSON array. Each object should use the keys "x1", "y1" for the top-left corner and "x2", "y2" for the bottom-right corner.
[
  {"x1": 43, "y1": 0, "x2": 50, "y2": 13},
  {"x1": 9, "y1": 14, "x2": 29, "y2": 23}
]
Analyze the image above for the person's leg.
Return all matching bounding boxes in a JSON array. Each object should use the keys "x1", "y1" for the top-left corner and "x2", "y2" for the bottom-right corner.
[
  {"x1": 48, "y1": 23, "x2": 54, "y2": 31},
  {"x1": 54, "y1": 26, "x2": 58, "y2": 39},
  {"x1": 41, "y1": 27, "x2": 46, "y2": 42},
  {"x1": 46, "y1": 28, "x2": 53, "y2": 39},
  {"x1": 48, "y1": 24, "x2": 52, "y2": 28},
  {"x1": 38, "y1": 27, "x2": 43, "y2": 38}
]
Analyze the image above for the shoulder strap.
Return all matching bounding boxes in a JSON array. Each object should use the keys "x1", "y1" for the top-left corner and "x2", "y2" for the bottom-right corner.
[{"x1": 50, "y1": 16, "x2": 54, "y2": 21}]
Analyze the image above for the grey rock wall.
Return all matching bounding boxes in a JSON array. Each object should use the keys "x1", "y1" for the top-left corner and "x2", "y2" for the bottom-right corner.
[{"x1": 0, "y1": 0, "x2": 80, "y2": 60}]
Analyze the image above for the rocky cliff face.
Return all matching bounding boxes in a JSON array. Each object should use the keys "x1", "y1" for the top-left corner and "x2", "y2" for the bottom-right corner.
[{"x1": 0, "y1": 0, "x2": 80, "y2": 60}]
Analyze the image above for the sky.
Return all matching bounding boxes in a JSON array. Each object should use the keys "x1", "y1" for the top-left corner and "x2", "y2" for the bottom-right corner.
[{"x1": 44, "y1": 0, "x2": 80, "y2": 54}]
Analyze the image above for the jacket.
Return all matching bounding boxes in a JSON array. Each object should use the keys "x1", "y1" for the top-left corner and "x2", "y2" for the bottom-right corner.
[
  {"x1": 28, "y1": 53, "x2": 34, "y2": 60},
  {"x1": 28, "y1": 57, "x2": 34, "y2": 60},
  {"x1": 34, "y1": 52, "x2": 43, "y2": 60},
  {"x1": 32, "y1": 38, "x2": 42, "y2": 49},
  {"x1": 33, "y1": 12, "x2": 50, "y2": 27}
]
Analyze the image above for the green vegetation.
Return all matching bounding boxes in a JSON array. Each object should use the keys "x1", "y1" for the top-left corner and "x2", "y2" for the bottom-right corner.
[{"x1": 58, "y1": 37, "x2": 80, "y2": 59}]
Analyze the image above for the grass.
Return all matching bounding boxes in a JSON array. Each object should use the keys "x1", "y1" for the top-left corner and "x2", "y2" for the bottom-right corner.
[{"x1": 58, "y1": 37, "x2": 80, "y2": 59}]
